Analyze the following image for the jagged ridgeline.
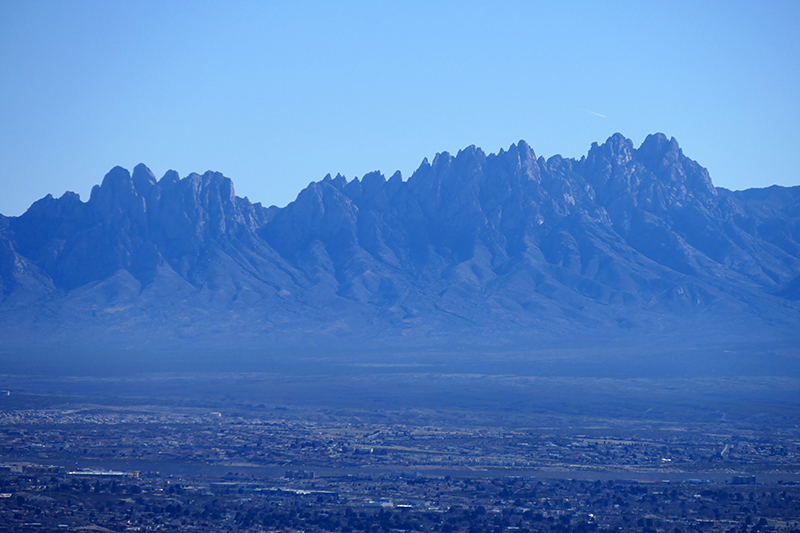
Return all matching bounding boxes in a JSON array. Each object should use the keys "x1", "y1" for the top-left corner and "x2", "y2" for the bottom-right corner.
[{"x1": 1, "y1": 133, "x2": 799, "y2": 352}]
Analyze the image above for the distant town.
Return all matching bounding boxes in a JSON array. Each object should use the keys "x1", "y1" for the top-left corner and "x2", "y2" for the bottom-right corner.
[{"x1": 2, "y1": 401, "x2": 800, "y2": 532}]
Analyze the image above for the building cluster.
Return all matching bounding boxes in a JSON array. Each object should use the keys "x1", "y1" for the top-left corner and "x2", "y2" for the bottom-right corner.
[
  {"x1": 2, "y1": 463, "x2": 800, "y2": 532},
  {"x1": 1, "y1": 406, "x2": 799, "y2": 531}
]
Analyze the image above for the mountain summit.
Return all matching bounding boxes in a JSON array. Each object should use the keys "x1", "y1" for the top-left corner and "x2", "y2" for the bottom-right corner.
[{"x1": 1, "y1": 133, "x2": 798, "y2": 353}]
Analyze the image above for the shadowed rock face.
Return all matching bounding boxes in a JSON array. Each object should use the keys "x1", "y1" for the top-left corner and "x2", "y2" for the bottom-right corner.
[{"x1": 1, "y1": 133, "x2": 798, "y2": 351}]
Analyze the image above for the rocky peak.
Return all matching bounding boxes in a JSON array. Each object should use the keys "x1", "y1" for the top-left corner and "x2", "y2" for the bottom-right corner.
[
  {"x1": 91, "y1": 166, "x2": 133, "y2": 199},
  {"x1": 578, "y1": 134, "x2": 637, "y2": 202},
  {"x1": 179, "y1": 171, "x2": 237, "y2": 212},
  {"x1": 205, "y1": 171, "x2": 236, "y2": 203},
  {"x1": 431, "y1": 151, "x2": 454, "y2": 173},
  {"x1": 263, "y1": 177, "x2": 359, "y2": 257},
  {"x1": 322, "y1": 173, "x2": 348, "y2": 190},
  {"x1": 360, "y1": 171, "x2": 386, "y2": 198},
  {"x1": 19, "y1": 191, "x2": 84, "y2": 223},
  {"x1": 159, "y1": 169, "x2": 181, "y2": 186},
  {"x1": 89, "y1": 166, "x2": 146, "y2": 220},
  {"x1": 132, "y1": 164, "x2": 157, "y2": 197},
  {"x1": 635, "y1": 133, "x2": 717, "y2": 202},
  {"x1": 386, "y1": 171, "x2": 403, "y2": 198},
  {"x1": 578, "y1": 133, "x2": 719, "y2": 211},
  {"x1": 636, "y1": 133, "x2": 680, "y2": 172},
  {"x1": 504, "y1": 140, "x2": 537, "y2": 166},
  {"x1": 492, "y1": 140, "x2": 541, "y2": 183},
  {"x1": 178, "y1": 171, "x2": 242, "y2": 238},
  {"x1": 516, "y1": 139, "x2": 535, "y2": 158},
  {"x1": 452, "y1": 145, "x2": 486, "y2": 179},
  {"x1": 587, "y1": 133, "x2": 635, "y2": 168},
  {"x1": 455, "y1": 145, "x2": 486, "y2": 162}
]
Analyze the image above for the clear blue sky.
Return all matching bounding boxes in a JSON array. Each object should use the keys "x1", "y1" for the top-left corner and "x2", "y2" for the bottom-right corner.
[{"x1": 1, "y1": 1, "x2": 798, "y2": 216}]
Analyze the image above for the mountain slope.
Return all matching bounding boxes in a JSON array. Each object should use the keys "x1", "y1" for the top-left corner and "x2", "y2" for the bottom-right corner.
[{"x1": 1, "y1": 133, "x2": 798, "y2": 352}]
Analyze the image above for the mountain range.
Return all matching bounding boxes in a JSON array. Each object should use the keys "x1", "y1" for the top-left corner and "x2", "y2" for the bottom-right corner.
[{"x1": 1, "y1": 133, "x2": 799, "y2": 355}]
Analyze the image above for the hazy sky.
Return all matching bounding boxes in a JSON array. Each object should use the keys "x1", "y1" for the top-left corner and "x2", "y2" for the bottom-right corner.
[{"x1": 1, "y1": 1, "x2": 798, "y2": 216}]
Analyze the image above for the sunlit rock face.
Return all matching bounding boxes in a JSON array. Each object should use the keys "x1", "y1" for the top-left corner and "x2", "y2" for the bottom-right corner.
[{"x1": 1, "y1": 133, "x2": 798, "y2": 351}]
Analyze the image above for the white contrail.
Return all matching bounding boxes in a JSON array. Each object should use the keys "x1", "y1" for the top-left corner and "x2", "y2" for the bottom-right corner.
[{"x1": 585, "y1": 110, "x2": 606, "y2": 118}]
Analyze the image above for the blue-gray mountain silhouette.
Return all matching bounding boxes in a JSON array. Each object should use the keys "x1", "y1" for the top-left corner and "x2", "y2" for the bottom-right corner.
[{"x1": 1, "y1": 133, "x2": 798, "y2": 351}]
